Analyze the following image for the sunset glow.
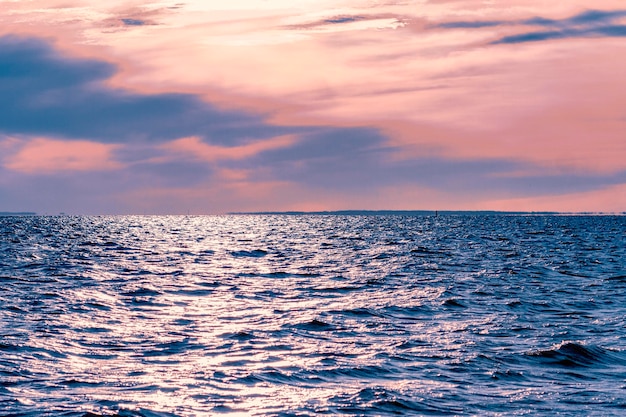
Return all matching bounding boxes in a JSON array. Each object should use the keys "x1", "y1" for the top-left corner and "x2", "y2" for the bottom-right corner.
[{"x1": 1, "y1": 1, "x2": 625, "y2": 213}]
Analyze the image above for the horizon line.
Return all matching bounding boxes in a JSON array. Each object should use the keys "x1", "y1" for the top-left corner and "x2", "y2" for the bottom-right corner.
[{"x1": 1, "y1": 210, "x2": 625, "y2": 217}]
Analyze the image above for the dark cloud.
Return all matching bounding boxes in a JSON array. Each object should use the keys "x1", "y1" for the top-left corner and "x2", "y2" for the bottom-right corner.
[
  {"x1": 501, "y1": 9, "x2": 626, "y2": 44},
  {"x1": 566, "y1": 9, "x2": 626, "y2": 25},
  {"x1": 594, "y1": 25, "x2": 626, "y2": 36},
  {"x1": 253, "y1": 127, "x2": 388, "y2": 163},
  {"x1": 520, "y1": 10, "x2": 626, "y2": 27},
  {"x1": 324, "y1": 16, "x2": 364, "y2": 24},
  {"x1": 128, "y1": 159, "x2": 214, "y2": 187},
  {"x1": 493, "y1": 26, "x2": 626, "y2": 44},
  {"x1": 493, "y1": 30, "x2": 565, "y2": 44},
  {"x1": 0, "y1": 35, "x2": 288, "y2": 145},
  {"x1": 285, "y1": 14, "x2": 403, "y2": 30},
  {"x1": 231, "y1": 127, "x2": 395, "y2": 189},
  {"x1": 121, "y1": 18, "x2": 147, "y2": 26},
  {"x1": 0, "y1": 167, "x2": 134, "y2": 214},
  {"x1": 436, "y1": 21, "x2": 505, "y2": 29},
  {"x1": 522, "y1": 17, "x2": 558, "y2": 26},
  {"x1": 437, "y1": 9, "x2": 626, "y2": 44},
  {"x1": 235, "y1": 127, "x2": 626, "y2": 198}
]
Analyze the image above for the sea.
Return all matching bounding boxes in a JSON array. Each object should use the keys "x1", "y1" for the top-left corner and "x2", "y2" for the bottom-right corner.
[{"x1": 1, "y1": 213, "x2": 625, "y2": 416}]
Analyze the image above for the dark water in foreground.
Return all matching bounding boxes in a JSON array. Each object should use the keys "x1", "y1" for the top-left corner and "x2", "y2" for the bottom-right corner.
[{"x1": 1, "y1": 214, "x2": 625, "y2": 416}]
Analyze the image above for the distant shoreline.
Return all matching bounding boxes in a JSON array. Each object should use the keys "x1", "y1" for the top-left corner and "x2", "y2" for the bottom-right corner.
[
  {"x1": 227, "y1": 210, "x2": 625, "y2": 216},
  {"x1": 0, "y1": 212, "x2": 37, "y2": 216},
  {"x1": 1, "y1": 211, "x2": 624, "y2": 216}
]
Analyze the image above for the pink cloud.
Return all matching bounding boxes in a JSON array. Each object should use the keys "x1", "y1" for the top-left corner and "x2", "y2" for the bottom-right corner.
[
  {"x1": 160, "y1": 135, "x2": 296, "y2": 162},
  {"x1": 111, "y1": 179, "x2": 296, "y2": 214},
  {"x1": 478, "y1": 183, "x2": 626, "y2": 213},
  {"x1": 5, "y1": 138, "x2": 122, "y2": 173},
  {"x1": 0, "y1": 136, "x2": 21, "y2": 154},
  {"x1": 110, "y1": 180, "x2": 457, "y2": 214}
]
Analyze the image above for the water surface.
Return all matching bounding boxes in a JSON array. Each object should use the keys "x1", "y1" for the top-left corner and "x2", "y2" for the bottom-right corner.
[{"x1": 1, "y1": 214, "x2": 625, "y2": 416}]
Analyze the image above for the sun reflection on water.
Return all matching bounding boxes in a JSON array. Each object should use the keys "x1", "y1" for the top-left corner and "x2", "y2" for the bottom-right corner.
[{"x1": 3, "y1": 215, "x2": 626, "y2": 415}]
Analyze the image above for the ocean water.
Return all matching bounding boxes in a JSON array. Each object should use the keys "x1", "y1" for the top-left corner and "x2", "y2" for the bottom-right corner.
[{"x1": 1, "y1": 214, "x2": 625, "y2": 416}]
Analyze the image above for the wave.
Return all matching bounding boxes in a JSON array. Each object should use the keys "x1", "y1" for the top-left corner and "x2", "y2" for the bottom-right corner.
[
  {"x1": 238, "y1": 271, "x2": 320, "y2": 279},
  {"x1": 328, "y1": 387, "x2": 462, "y2": 415},
  {"x1": 526, "y1": 342, "x2": 622, "y2": 368},
  {"x1": 230, "y1": 249, "x2": 268, "y2": 258},
  {"x1": 292, "y1": 319, "x2": 337, "y2": 332},
  {"x1": 83, "y1": 409, "x2": 180, "y2": 417},
  {"x1": 121, "y1": 288, "x2": 162, "y2": 297}
]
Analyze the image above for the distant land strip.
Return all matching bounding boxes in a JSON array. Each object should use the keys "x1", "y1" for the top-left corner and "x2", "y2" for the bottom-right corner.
[
  {"x1": 1, "y1": 211, "x2": 623, "y2": 216},
  {"x1": 228, "y1": 210, "x2": 589, "y2": 216},
  {"x1": 229, "y1": 210, "x2": 626, "y2": 216}
]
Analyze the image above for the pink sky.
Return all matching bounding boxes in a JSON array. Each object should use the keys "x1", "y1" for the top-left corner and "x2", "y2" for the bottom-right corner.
[{"x1": 1, "y1": 1, "x2": 625, "y2": 213}]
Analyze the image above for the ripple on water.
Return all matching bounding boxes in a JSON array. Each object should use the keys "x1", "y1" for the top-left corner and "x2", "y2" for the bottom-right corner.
[{"x1": 0, "y1": 214, "x2": 625, "y2": 416}]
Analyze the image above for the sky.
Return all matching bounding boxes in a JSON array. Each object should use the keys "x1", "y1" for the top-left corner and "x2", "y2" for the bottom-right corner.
[{"x1": 1, "y1": 0, "x2": 625, "y2": 214}]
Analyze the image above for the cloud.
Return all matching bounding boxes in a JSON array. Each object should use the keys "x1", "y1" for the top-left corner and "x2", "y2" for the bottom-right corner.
[
  {"x1": 153, "y1": 124, "x2": 608, "y2": 201},
  {"x1": 121, "y1": 18, "x2": 148, "y2": 26},
  {"x1": 480, "y1": 182, "x2": 626, "y2": 213},
  {"x1": 436, "y1": 8, "x2": 626, "y2": 44},
  {"x1": 502, "y1": 9, "x2": 626, "y2": 44},
  {"x1": 99, "y1": 4, "x2": 174, "y2": 30},
  {"x1": 519, "y1": 10, "x2": 626, "y2": 27},
  {"x1": 324, "y1": 16, "x2": 365, "y2": 24},
  {"x1": 522, "y1": 17, "x2": 559, "y2": 26},
  {"x1": 161, "y1": 135, "x2": 297, "y2": 162},
  {"x1": 594, "y1": 25, "x2": 626, "y2": 36},
  {"x1": 564, "y1": 9, "x2": 626, "y2": 25},
  {"x1": 436, "y1": 21, "x2": 505, "y2": 29},
  {"x1": 5, "y1": 137, "x2": 122, "y2": 173},
  {"x1": 284, "y1": 13, "x2": 405, "y2": 32},
  {"x1": 494, "y1": 30, "x2": 566, "y2": 44},
  {"x1": 0, "y1": 35, "x2": 287, "y2": 145},
  {"x1": 241, "y1": 126, "x2": 626, "y2": 199}
]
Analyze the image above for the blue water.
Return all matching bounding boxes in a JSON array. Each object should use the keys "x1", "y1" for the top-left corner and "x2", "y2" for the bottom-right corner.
[{"x1": 1, "y1": 214, "x2": 625, "y2": 416}]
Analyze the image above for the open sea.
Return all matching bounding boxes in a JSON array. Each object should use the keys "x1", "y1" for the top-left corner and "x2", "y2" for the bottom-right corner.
[{"x1": 1, "y1": 213, "x2": 625, "y2": 416}]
